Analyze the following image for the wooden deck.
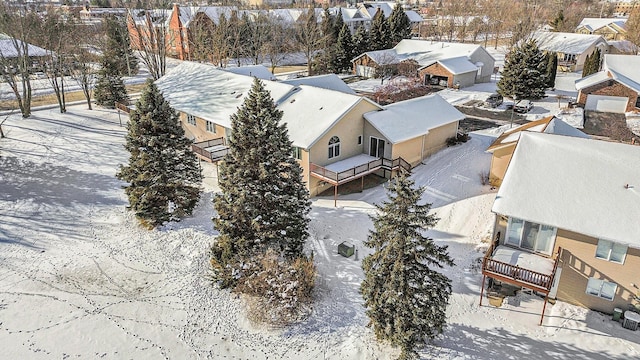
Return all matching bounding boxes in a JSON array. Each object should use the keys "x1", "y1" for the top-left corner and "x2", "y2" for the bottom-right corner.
[
  {"x1": 309, "y1": 157, "x2": 411, "y2": 186},
  {"x1": 192, "y1": 138, "x2": 228, "y2": 162}
]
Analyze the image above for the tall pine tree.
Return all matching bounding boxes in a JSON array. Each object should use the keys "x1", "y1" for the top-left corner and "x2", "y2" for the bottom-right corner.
[
  {"x1": 370, "y1": 9, "x2": 392, "y2": 51},
  {"x1": 353, "y1": 25, "x2": 370, "y2": 59},
  {"x1": 361, "y1": 172, "x2": 454, "y2": 360},
  {"x1": 334, "y1": 23, "x2": 354, "y2": 73},
  {"x1": 116, "y1": 79, "x2": 202, "y2": 228},
  {"x1": 582, "y1": 48, "x2": 601, "y2": 77},
  {"x1": 388, "y1": 4, "x2": 412, "y2": 46},
  {"x1": 497, "y1": 39, "x2": 547, "y2": 100},
  {"x1": 94, "y1": 55, "x2": 129, "y2": 108},
  {"x1": 103, "y1": 15, "x2": 138, "y2": 77},
  {"x1": 545, "y1": 51, "x2": 558, "y2": 88},
  {"x1": 212, "y1": 78, "x2": 310, "y2": 287}
]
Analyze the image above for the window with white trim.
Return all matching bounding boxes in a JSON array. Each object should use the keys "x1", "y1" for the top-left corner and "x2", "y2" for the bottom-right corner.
[
  {"x1": 292, "y1": 146, "x2": 302, "y2": 160},
  {"x1": 505, "y1": 217, "x2": 556, "y2": 255},
  {"x1": 586, "y1": 278, "x2": 617, "y2": 301},
  {"x1": 186, "y1": 114, "x2": 196, "y2": 126},
  {"x1": 206, "y1": 121, "x2": 216, "y2": 133},
  {"x1": 328, "y1": 136, "x2": 340, "y2": 159},
  {"x1": 595, "y1": 239, "x2": 627, "y2": 264}
]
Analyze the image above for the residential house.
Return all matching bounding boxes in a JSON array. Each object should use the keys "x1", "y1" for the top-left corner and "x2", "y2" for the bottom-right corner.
[
  {"x1": 225, "y1": 65, "x2": 276, "y2": 81},
  {"x1": 486, "y1": 116, "x2": 589, "y2": 187},
  {"x1": 575, "y1": 54, "x2": 640, "y2": 113},
  {"x1": 531, "y1": 31, "x2": 609, "y2": 72},
  {"x1": 155, "y1": 62, "x2": 463, "y2": 200},
  {"x1": 351, "y1": 39, "x2": 495, "y2": 88},
  {"x1": 575, "y1": 18, "x2": 627, "y2": 41},
  {"x1": 0, "y1": 35, "x2": 49, "y2": 74},
  {"x1": 483, "y1": 132, "x2": 640, "y2": 322}
]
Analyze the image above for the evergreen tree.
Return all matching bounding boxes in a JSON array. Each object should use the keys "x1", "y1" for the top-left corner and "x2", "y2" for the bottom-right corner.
[
  {"x1": 388, "y1": 4, "x2": 411, "y2": 46},
  {"x1": 116, "y1": 80, "x2": 202, "y2": 228},
  {"x1": 314, "y1": 7, "x2": 338, "y2": 74},
  {"x1": 361, "y1": 172, "x2": 454, "y2": 360},
  {"x1": 545, "y1": 51, "x2": 558, "y2": 88},
  {"x1": 497, "y1": 39, "x2": 547, "y2": 100},
  {"x1": 334, "y1": 23, "x2": 354, "y2": 73},
  {"x1": 212, "y1": 78, "x2": 310, "y2": 287},
  {"x1": 333, "y1": 8, "x2": 345, "y2": 41},
  {"x1": 370, "y1": 9, "x2": 392, "y2": 51},
  {"x1": 353, "y1": 25, "x2": 370, "y2": 58},
  {"x1": 549, "y1": 10, "x2": 565, "y2": 32},
  {"x1": 582, "y1": 48, "x2": 601, "y2": 77},
  {"x1": 94, "y1": 55, "x2": 129, "y2": 108},
  {"x1": 103, "y1": 15, "x2": 138, "y2": 77}
]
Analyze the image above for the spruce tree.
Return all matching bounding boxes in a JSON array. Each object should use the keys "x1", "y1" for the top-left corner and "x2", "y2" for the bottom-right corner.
[
  {"x1": 388, "y1": 4, "x2": 412, "y2": 46},
  {"x1": 116, "y1": 80, "x2": 202, "y2": 228},
  {"x1": 212, "y1": 78, "x2": 310, "y2": 287},
  {"x1": 361, "y1": 172, "x2": 454, "y2": 360},
  {"x1": 104, "y1": 15, "x2": 138, "y2": 77},
  {"x1": 582, "y1": 48, "x2": 601, "y2": 77},
  {"x1": 545, "y1": 51, "x2": 558, "y2": 88},
  {"x1": 353, "y1": 25, "x2": 370, "y2": 58},
  {"x1": 370, "y1": 9, "x2": 392, "y2": 51},
  {"x1": 334, "y1": 23, "x2": 354, "y2": 73},
  {"x1": 94, "y1": 55, "x2": 129, "y2": 108},
  {"x1": 497, "y1": 39, "x2": 547, "y2": 100}
]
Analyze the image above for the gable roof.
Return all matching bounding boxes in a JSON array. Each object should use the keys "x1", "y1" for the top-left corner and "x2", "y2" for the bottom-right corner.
[
  {"x1": 155, "y1": 61, "x2": 377, "y2": 149},
  {"x1": 487, "y1": 116, "x2": 589, "y2": 152},
  {"x1": 575, "y1": 71, "x2": 612, "y2": 91},
  {"x1": 576, "y1": 18, "x2": 627, "y2": 33},
  {"x1": 363, "y1": 94, "x2": 464, "y2": 144},
  {"x1": 224, "y1": 65, "x2": 275, "y2": 81},
  {"x1": 603, "y1": 54, "x2": 640, "y2": 92},
  {"x1": 282, "y1": 74, "x2": 356, "y2": 95},
  {"x1": 0, "y1": 38, "x2": 48, "y2": 58},
  {"x1": 531, "y1": 31, "x2": 607, "y2": 54},
  {"x1": 493, "y1": 132, "x2": 640, "y2": 247},
  {"x1": 434, "y1": 56, "x2": 479, "y2": 75}
]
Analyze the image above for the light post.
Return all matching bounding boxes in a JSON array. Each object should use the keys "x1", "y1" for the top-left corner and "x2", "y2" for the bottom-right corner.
[{"x1": 510, "y1": 95, "x2": 517, "y2": 129}]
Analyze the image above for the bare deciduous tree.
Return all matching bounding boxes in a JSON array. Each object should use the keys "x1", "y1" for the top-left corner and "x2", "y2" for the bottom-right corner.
[{"x1": 127, "y1": 7, "x2": 169, "y2": 80}]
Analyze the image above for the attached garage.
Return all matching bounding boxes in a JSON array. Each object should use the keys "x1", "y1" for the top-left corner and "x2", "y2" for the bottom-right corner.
[{"x1": 585, "y1": 95, "x2": 628, "y2": 113}]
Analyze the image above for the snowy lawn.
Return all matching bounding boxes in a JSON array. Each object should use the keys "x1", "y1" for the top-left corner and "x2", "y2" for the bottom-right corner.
[{"x1": 1, "y1": 105, "x2": 639, "y2": 359}]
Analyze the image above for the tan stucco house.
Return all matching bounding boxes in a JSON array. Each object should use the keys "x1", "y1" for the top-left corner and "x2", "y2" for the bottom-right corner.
[
  {"x1": 486, "y1": 116, "x2": 589, "y2": 187},
  {"x1": 532, "y1": 31, "x2": 609, "y2": 72},
  {"x1": 482, "y1": 132, "x2": 640, "y2": 324},
  {"x1": 155, "y1": 62, "x2": 463, "y2": 201},
  {"x1": 575, "y1": 18, "x2": 627, "y2": 41}
]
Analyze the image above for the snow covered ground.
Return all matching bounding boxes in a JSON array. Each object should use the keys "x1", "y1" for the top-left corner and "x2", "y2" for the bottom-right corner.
[{"x1": 1, "y1": 104, "x2": 639, "y2": 359}]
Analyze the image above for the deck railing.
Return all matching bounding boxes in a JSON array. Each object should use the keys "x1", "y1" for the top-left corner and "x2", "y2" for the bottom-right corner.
[
  {"x1": 310, "y1": 156, "x2": 410, "y2": 185},
  {"x1": 481, "y1": 243, "x2": 561, "y2": 293},
  {"x1": 192, "y1": 138, "x2": 228, "y2": 162}
]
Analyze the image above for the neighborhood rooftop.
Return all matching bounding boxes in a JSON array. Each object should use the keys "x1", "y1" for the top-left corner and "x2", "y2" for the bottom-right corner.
[
  {"x1": 576, "y1": 17, "x2": 627, "y2": 32},
  {"x1": 603, "y1": 54, "x2": 640, "y2": 92},
  {"x1": 364, "y1": 94, "x2": 464, "y2": 144},
  {"x1": 493, "y1": 132, "x2": 640, "y2": 247},
  {"x1": 531, "y1": 31, "x2": 606, "y2": 54},
  {"x1": 487, "y1": 116, "x2": 589, "y2": 152},
  {"x1": 281, "y1": 74, "x2": 356, "y2": 95}
]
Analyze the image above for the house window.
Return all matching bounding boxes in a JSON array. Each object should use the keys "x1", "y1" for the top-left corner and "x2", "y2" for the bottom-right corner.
[
  {"x1": 292, "y1": 146, "x2": 302, "y2": 160},
  {"x1": 358, "y1": 135, "x2": 362, "y2": 145},
  {"x1": 562, "y1": 53, "x2": 576, "y2": 63},
  {"x1": 586, "y1": 278, "x2": 617, "y2": 301},
  {"x1": 595, "y1": 239, "x2": 627, "y2": 264},
  {"x1": 505, "y1": 217, "x2": 556, "y2": 255},
  {"x1": 635, "y1": 95, "x2": 640, "y2": 108},
  {"x1": 206, "y1": 121, "x2": 216, "y2": 133},
  {"x1": 328, "y1": 136, "x2": 340, "y2": 159},
  {"x1": 186, "y1": 114, "x2": 196, "y2": 126}
]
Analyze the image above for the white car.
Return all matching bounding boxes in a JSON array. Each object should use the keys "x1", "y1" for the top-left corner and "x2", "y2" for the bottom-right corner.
[{"x1": 513, "y1": 100, "x2": 533, "y2": 113}]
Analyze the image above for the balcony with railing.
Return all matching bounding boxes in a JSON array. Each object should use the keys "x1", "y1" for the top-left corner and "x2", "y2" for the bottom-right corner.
[
  {"x1": 191, "y1": 137, "x2": 228, "y2": 162},
  {"x1": 310, "y1": 155, "x2": 411, "y2": 186}
]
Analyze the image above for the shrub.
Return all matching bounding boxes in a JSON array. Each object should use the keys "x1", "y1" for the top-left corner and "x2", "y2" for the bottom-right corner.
[{"x1": 233, "y1": 249, "x2": 316, "y2": 326}]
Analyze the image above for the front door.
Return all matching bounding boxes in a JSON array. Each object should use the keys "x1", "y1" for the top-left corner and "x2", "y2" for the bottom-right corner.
[{"x1": 370, "y1": 137, "x2": 385, "y2": 158}]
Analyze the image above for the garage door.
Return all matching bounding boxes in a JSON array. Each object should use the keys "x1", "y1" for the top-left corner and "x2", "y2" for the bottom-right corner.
[
  {"x1": 356, "y1": 65, "x2": 375, "y2": 78},
  {"x1": 585, "y1": 95, "x2": 628, "y2": 113}
]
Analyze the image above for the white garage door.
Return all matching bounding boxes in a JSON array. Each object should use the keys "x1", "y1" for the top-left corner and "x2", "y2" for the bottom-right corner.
[
  {"x1": 585, "y1": 95, "x2": 628, "y2": 113},
  {"x1": 356, "y1": 65, "x2": 375, "y2": 78}
]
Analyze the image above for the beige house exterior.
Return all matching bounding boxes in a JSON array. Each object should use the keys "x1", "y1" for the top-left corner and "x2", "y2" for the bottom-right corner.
[
  {"x1": 483, "y1": 132, "x2": 640, "y2": 323},
  {"x1": 575, "y1": 18, "x2": 627, "y2": 41},
  {"x1": 156, "y1": 62, "x2": 462, "y2": 200},
  {"x1": 486, "y1": 116, "x2": 589, "y2": 187}
]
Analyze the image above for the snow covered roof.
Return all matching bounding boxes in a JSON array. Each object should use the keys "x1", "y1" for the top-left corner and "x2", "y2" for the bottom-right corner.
[
  {"x1": 282, "y1": 74, "x2": 356, "y2": 95},
  {"x1": 405, "y1": 10, "x2": 423, "y2": 23},
  {"x1": 155, "y1": 61, "x2": 376, "y2": 149},
  {"x1": 576, "y1": 18, "x2": 626, "y2": 32},
  {"x1": 354, "y1": 40, "x2": 492, "y2": 67},
  {"x1": 603, "y1": 54, "x2": 640, "y2": 92},
  {"x1": 224, "y1": 65, "x2": 275, "y2": 81},
  {"x1": 363, "y1": 94, "x2": 464, "y2": 144},
  {"x1": 493, "y1": 132, "x2": 640, "y2": 247},
  {"x1": 487, "y1": 116, "x2": 589, "y2": 152},
  {"x1": 574, "y1": 71, "x2": 612, "y2": 91},
  {"x1": 0, "y1": 38, "x2": 48, "y2": 58},
  {"x1": 531, "y1": 31, "x2": 607, "y2": 54},
  {"x1": 608, "y1": 40, "x2": 639, "y2": 53},
  {"x1": 436, "y1": 56, "x2": 479, "y2": 75}
]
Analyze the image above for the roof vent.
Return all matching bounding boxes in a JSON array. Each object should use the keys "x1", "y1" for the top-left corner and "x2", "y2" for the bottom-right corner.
[
  {"x1": 290, "y1": 99, "x2": 296, "y2": 103},
  {"x1": 319, "y1": 107, "x2": 323, "y2": 110}
]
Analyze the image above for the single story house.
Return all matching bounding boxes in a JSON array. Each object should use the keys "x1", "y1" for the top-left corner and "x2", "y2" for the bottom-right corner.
[
  {"x1": 482, "y1": 132, "x2": 640, "y2": 323},
  {"x1": 224, "y1": 65, "x2": 276, "y2": 81},
  {"x1": 0, "y1": 35, "x2": 49, "y2": 73},
  {"x1": 155, "y1": 62, "x2": 463, "y2": 201},
  {"x1": 531, "y1": 31, "x2": 609, "y2": 72},
  {"x1": 575, "y1": 54, "x2": 640, "y2": 113},
  {"x1": 575, "y1": 18, "x2": 627, "y2": 41},
  {"x1": 351, "y1": 39, "x2": 495, "y2": 88},
  {"x1": 486, "y1": 116, "x2": 589, "y2": 187}
]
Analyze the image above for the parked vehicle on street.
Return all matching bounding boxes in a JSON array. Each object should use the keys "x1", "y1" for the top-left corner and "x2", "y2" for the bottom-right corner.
[
  {"x1": 484, "y1": 93, "x2": 503, "y2": 108},
  {"x1": 513, "y1": 99, "x2": 533, "y2": 113}
]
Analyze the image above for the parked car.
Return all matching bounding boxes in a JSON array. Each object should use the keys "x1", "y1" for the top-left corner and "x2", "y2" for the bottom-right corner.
[
  {"x1": 513, "y1": 99, "x2": 533, "y2": 113},
  {"x1": 484, "y1": 93, "x2": 503, "y2": 108}
]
